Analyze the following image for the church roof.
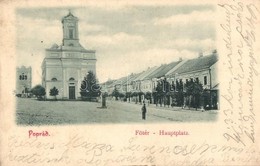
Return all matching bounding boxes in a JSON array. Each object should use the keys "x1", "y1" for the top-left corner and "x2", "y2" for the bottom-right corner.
[
  {"x1": 50, "y1": 43, "x2": 60, "y2": 49},
  {"x1": 46, "y1": 43, "x2": 95, "y2": 53},
  {"x1": 62, "y1": 11, "x2": 78, "y2": 20}
]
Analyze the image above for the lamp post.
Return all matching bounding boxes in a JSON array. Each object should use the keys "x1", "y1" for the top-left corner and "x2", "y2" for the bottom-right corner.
[{"x1": 101, "y1": 91, "x2": 107, "y2": 108}]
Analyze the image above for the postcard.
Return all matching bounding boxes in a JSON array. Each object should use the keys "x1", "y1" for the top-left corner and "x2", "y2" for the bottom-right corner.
[{"x1": 0, "y1": 0, "x2": 260, "y2": 165}]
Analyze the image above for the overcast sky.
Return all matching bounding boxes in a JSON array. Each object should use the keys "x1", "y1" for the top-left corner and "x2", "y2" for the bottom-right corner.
[{"x1": 16, "y1": 5, "x2": 216, "y2": 85}]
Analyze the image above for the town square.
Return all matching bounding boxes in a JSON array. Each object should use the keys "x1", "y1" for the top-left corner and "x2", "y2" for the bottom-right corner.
[
  {"x1": 15, "y1": 6, "x2": 219, "y2": 125},
  {"x1": 2, "y1": 1, "x2": 259, "y2": 166},
  {"x1": 16, "y1": 97, "x2": 217, "y2": 125}
]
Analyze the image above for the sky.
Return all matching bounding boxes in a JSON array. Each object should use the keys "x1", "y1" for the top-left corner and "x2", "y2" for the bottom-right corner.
[{"x1": 16, "y1": 5, "x2": 216, "y2": 85}]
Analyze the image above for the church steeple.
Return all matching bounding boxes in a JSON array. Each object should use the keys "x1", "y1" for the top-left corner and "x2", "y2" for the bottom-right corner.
[{"x1": 61, "y1": 11, "x2": 80, "y2": 47}]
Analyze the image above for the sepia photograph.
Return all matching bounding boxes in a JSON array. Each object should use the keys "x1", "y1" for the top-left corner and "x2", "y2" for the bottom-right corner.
[
  {"x1": 16, "y1": 5, "x2": 219, "y2": 125},
  {"x1": 1, "y1": 0, "x2": 260, "y2": 165}
]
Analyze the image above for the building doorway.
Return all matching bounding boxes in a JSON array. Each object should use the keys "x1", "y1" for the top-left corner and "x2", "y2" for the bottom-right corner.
[{"x1": 69, "y1": 86, "x2": 76, "y2": 99}]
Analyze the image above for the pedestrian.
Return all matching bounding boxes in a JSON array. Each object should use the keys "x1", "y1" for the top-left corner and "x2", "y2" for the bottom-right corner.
[{"x1": 141, "y1": 103, "x2": 147, "y2": 120}]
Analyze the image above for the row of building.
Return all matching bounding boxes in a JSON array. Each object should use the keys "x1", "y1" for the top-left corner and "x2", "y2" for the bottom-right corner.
[
  {"x1": 15, "y1": 11, "x2": 218, "y2": 109},
  {"x1": 101, "y1": 50, "x2": 218, "y2": 109}
]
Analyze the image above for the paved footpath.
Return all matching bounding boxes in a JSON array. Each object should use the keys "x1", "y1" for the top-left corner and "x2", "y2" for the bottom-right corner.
[{"x1": 107, "y1": 100, "x2": 218, "y2": 123}]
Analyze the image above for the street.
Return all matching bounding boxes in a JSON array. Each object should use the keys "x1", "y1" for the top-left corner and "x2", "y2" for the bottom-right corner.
[{"x1": 16, "y1": 98, "x2": 218, "y2": 125}]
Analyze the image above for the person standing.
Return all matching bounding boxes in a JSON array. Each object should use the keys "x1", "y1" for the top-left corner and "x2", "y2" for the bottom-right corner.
[{"x1": 141, "y1": 103, "x2": 147, "y2": 120}]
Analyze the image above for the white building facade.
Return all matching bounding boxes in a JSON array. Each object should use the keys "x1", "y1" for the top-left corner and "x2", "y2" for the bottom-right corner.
[{"x1": 42, "y1": 12, "x2": 96, "y2": 99}]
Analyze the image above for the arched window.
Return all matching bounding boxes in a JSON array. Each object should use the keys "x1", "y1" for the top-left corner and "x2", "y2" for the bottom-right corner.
[
  {"x1": 69, "y1": 77, "x2": 75, "y2": 81},
  {"x1": 19, "y1": 73, "x2": 28, "y2": 80},
  {"x1": 51, "y1": 78, "x2": 58, "y2": 81}
]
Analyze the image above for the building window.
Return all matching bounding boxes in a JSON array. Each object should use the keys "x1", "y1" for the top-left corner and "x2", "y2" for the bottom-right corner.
[
  {"x1": 51, "y1": 78, "x2": 58, "y2": 81},
  {"x1": 204, "y1": 76, "x2": 207, "y2": 85},
  {"x1": 69, "y1": 29, "x2": 73, "y2": 39},
  {"x1": 196, "y1": 77, "x2": 199, "y2": 83},
  {"x1": 19, "y1": 73, "x2": 27, "y2": 80},
  {"x1": 69, "y1": 77, "x2": 75, "y2": 81}
]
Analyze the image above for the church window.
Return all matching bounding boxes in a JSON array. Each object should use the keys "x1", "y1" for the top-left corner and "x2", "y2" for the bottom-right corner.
[
  {"x1": 204, "y1": 76, "x2": 207, "y2": 85},
  {"x1": 51, "y1": 78, "x2": 58, "y2": 81},
  {"x1": 19, "y1": 75, "x2": 22, "y2": 80},
  {"x1": 24, "y1": 75, "x2": 27, "y2": 80},
  {"x1": 69, "y1": 29, "x2": 73, "y2": 39},
  {"x1": 69, "y1": 77, "x2": 75, "y2": 81}
]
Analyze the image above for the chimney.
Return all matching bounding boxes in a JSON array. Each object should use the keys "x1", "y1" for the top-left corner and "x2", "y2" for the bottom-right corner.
[
  {"x1": 179, "y1": 57, "x2": 182, "y2": 61},
  {"x1": 212, "y1": 49, "x2": 217, "y2": 55}
]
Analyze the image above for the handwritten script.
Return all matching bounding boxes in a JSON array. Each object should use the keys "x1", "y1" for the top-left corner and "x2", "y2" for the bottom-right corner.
[
  {"x1": 219, "y1": 0, "x2": 259, "y2": 147},
  {"x1": 6, "y1": 135, "x2": 260, "y2": 165},
  {"x1": 3, "y1": 1, "x2": 260, "y2": 166}
]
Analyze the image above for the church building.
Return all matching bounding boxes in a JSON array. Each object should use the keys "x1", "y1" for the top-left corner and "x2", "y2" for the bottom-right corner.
[{"x1": 42, "y1": 12, "x2": 96, "y2": 99}]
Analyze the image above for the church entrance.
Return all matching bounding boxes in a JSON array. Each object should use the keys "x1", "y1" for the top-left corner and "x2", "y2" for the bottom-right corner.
[{"x1": 69, "y1": 86, "x2": 76, "y2": 99}]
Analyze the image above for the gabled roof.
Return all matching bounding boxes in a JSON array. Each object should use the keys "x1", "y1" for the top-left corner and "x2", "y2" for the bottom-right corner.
[
  {"x1": 121, "y1": 75, "x2": 133, "y2": 85},
  {"x1": 171, "y1": 54, "x2": 218, "y2": 75},
  {"x1": 121, "y1": 73, "x2": 139, "y2": 85},
  {"x1": 145, "y1": 61, "x2": 181, "y2": 79},
  {"x1": 121, "y1": 71, "x2": 145, "y2": 85},
  {"x1": 101, "y1": 72, "x2": 142, "y2": 88},
  {"x1": 165, "y1": 60, "x2": 187, "y2": 76},
  {"x1": 101, "y1": 80, "x2": 115, "y2": 86},
  {"x1": 133, "y1": 66, "x2": 159, "y2": 81},
  {"x1": 112, "y1": 76, "x2": 128, "y2": 86}
]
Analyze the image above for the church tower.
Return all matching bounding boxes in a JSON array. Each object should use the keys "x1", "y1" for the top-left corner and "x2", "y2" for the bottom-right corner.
[
  {"x1": 42, "y1": 11, "x2": 97, "y2": 100},
  {"x1": 62, "y1": 11, "x2": 80, "y2": 47}
]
